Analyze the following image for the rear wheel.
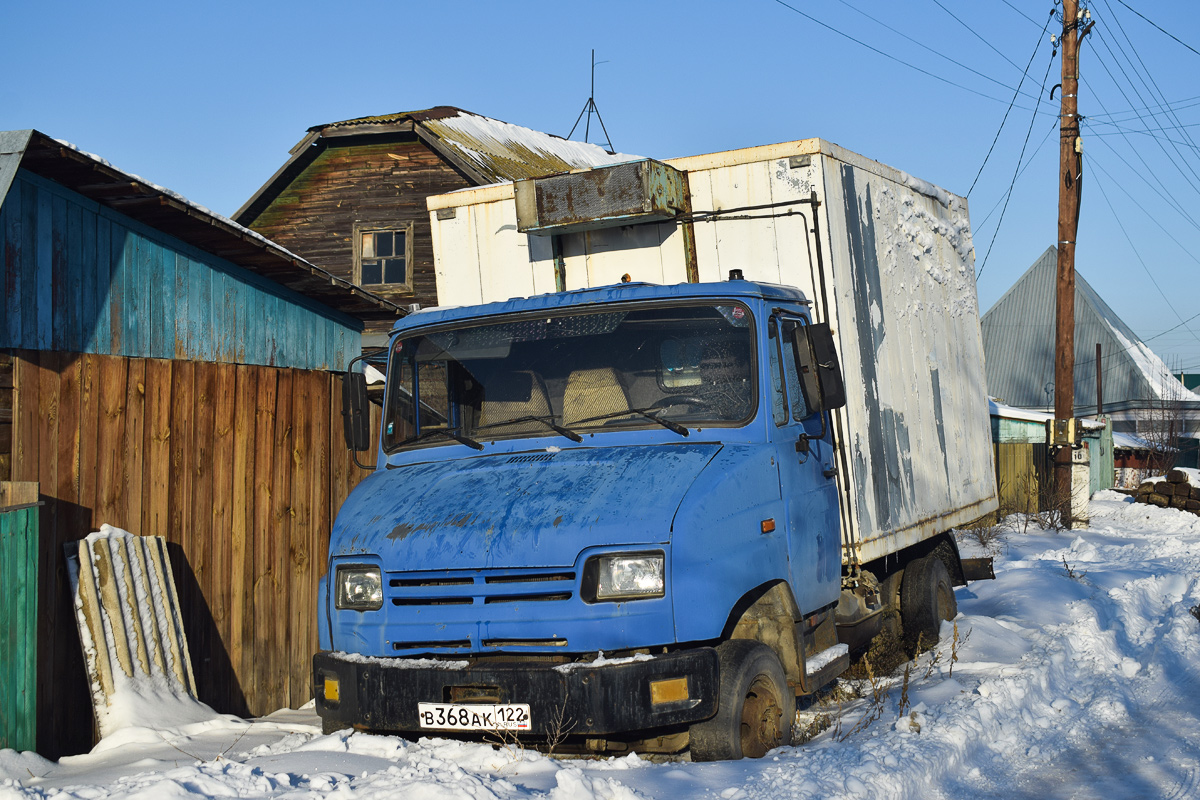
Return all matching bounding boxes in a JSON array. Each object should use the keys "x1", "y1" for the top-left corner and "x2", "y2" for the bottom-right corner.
[
  {"x1": 900, "y1": 555, "x2": 957, "y2": 652},
  {"x1": 689, "y1": 640, "x2": 795, "y2": 761}
]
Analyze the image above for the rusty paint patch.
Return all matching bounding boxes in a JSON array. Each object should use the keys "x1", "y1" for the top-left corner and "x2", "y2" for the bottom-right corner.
[{"x1": 553, "y1": 515, "x2": 563, "y2": 527}]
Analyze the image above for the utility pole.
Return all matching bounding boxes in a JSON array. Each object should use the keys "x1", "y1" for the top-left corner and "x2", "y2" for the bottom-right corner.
[{"x1": 1053, "y1": 0, "x2": 1093, "y2": 527}]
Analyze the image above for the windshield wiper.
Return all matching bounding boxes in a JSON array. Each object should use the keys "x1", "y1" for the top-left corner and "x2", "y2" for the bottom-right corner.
[
  {"x1": 570, "y1": 407, "x2": 690, "y2": 437},
  {"x1": 401, "y1": 426, "x2": 484, "y2": 451},
  {"x1": 474, "y1": 415, "x2": 583, "y2": 443}
]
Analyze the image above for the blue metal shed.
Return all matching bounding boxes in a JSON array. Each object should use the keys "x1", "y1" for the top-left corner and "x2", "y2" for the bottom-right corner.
[{"x1": 0, "y1": 129, "x2": 402, "y2": 367}]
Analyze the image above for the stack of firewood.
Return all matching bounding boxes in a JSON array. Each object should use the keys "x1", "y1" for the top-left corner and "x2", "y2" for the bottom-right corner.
[{"x1": 1134, "y1": 469, "x2": 1200, "y2": 514}]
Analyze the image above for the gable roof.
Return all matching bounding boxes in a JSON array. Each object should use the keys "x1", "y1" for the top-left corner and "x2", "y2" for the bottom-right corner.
[
  {"x1": 0, "y1": 129, "x2": 403, "y2": 321},
  {"x1": 981, "y1": 245, "x2": 1200, "y2": 413},
  {"x1": 234, "y1": 106, "x2": 641, "y2": 225}
]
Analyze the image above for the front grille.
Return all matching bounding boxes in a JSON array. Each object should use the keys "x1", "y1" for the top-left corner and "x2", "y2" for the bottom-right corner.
[
  {"x1": 483, "y1": 638, "x2": 569, "y2": 648},
  {"x1": 385, "y1": 568, "x2": 576, "y2": 606},
  {"x1": 394, "y1": 640, "x2": 471, "y2": 651},
  {"x1": 506, "y1": 453, "x2": 556, "y2": 464}
]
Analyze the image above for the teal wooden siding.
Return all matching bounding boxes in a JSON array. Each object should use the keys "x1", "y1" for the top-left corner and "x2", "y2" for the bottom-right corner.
[
  {"x1": 0, "y1": 170, "x2": 359, "y2": 370},
  {"x1": 0, "y1": 500, "x2": 39, "y2": 752}
]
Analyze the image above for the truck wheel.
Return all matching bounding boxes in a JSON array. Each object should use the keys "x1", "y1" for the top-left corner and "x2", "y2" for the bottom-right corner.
[
  {"x1": 900, "y1": 555, "x2": 957, "y2": 652},
  {"x1": 689, "y1": 640, "x2": 795, "y2": 761}
]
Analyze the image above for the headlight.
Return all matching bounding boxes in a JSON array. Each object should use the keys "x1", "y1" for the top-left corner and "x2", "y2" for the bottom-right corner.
[
  {"x1": 585, "y1": 552, "x2": 665, "y2": 602},
  {"x1": 335, "y1": 565, "x2": 383, "y2": 610}
]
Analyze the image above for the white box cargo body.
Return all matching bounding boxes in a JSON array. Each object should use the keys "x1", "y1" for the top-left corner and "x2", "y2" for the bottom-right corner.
[{"x1": 426, "y1": 139, "x2": 998, "y2": 566}]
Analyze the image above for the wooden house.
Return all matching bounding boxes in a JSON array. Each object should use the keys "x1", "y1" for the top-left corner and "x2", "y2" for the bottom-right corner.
[
  {"x1": 0, "y1": 129, "x2": 400, "y2": 757},
  {"x1": 233, "y1": 106, "x2": 636, "y2": 340}
]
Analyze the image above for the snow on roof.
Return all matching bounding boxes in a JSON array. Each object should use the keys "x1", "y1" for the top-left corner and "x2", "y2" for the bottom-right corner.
[
  {"x1": 1112, "y1": 431, "x2": 1155, "y2": 450},
  {"x1": 417, "y1": 109, "x2": 642, "y2": 183},
  {"x1": 988, "y1": 397, "x2": 1107, "y2": 429}
]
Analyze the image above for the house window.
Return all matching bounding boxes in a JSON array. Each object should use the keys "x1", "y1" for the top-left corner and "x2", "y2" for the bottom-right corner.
[{"x1": 356, "y1": 225, "x2": 413, "y2": 292}]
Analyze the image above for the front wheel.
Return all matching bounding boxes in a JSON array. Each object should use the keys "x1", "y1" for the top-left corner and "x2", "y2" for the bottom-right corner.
[{"x1": 689, "y1": 640, "x2": 795, "y2": 761}]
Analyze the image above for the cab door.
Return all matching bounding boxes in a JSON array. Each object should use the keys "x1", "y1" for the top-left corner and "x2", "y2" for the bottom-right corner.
[{"x1": 767, "y1": 312, "x2": 842, "y2": 613}]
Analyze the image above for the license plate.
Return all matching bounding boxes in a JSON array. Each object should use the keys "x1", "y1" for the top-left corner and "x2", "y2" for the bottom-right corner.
[{"x1": 417, "y1": 702, "x2": 532, "y2": 731}]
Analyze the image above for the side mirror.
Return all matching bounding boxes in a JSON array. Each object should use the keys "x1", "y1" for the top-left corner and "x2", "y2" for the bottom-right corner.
[
  {"x1": 342, "y1": 370, "x2": 372, "y2": 452},
  {"x1": 791, "y1": 322, "x2": 846, "y2": 413}
]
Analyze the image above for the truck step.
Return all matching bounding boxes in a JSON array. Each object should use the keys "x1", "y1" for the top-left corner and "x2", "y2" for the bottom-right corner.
[{"x1": 803, "y1": 643, "x2": 849, "y2": 694}]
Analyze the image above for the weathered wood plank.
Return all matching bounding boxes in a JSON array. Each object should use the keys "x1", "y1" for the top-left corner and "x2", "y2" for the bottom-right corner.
[
  {"x1": 2, "y1": 179, "x2": 23, "y2": 346},
  {"x1": 250, "y1": 367, "x2": 278, "y2": 713},
  {"x1": 267, "y1": 368, "x2": 294, "y2": 707},
  {"x1": 190, "y1": 361, "x2": 216, "y2": 704},
  {"x1": 229, "y1": 364, "x2": 256, "y2": 708},
  {"x1": 77, "y1": 353, "x2": 101, "y2": 534},
  {"x1": 288, "y1": 371, "x2": 314, "y2": 706},
  {"x1": 122, "y1": 358, "x2": 146, "y2": 531},
  {"x1": 143, "y1": 359, "x2": 172, "y2": 538},
  {"x1": 209, "y1": 362, "x2": 237, "y2": 712},
  {"x1": 94, "y1": 356, "x2": 127, "y2": 527}
]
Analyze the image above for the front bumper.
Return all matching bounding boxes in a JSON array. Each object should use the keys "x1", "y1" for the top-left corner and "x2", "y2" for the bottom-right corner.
[{"x1": 313, "y1": 648, "x2": 719, "y2": 736}]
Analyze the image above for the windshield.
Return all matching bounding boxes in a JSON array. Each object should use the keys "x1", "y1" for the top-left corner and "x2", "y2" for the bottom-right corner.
[{"x1": 382, "y1": 302, "x2": 756, "y2": 451}]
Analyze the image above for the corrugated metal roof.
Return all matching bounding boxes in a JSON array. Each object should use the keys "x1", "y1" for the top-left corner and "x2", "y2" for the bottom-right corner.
[{"x1": 981, "y1": 246, "x2": 1199, "y2": 412}]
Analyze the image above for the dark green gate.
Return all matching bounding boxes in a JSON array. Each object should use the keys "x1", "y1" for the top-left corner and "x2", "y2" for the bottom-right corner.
[{"x1": 0, "y1": 482, "x2": 39, "y2": 752}]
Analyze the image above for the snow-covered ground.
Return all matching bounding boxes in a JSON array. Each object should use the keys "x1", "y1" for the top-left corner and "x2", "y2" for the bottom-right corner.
[{"x1": 4, "y1": 490, "x2": 1200, "y2": 799}]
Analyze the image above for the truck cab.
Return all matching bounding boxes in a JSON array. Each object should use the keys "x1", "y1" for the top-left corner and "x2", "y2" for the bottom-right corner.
[{"x1": 315, "y1": 278, "x2": 867, "y2": 759}]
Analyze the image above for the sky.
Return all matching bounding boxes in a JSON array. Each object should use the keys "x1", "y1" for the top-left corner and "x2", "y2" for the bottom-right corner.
[{"x1": 4, "y1": 0, "x2": 1200, "y2": 371}]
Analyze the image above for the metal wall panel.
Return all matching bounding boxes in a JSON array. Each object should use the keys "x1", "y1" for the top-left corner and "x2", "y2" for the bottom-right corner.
[{"x1": 0, "y1": 171, "x2": 360, "y2": 370}]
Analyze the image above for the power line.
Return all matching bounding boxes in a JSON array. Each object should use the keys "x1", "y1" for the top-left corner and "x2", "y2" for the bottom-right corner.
[
  {"x1": 1099, "y1": 0, "x2": 1200, "y2": 184},
  {"x1": 974, "y1": 119, "x2": 1058, "y2": 229},
  {"x1": 975, "y1": 49, "x2": 1057, "y2": 281},
  {"x1": 831, "y1": 0, "x2": 1052, "y2": 107},
  {"x1": 930, "y1": 0, "x2": 1025, "y2": 73},
  {"x1": 1113, "y1": 0, "x2": 1200, "y2": 59},
  {"x1": 768, "y1": 0, "x2": 1020, "y2": 107},
  {"x1": 1000, "y1": 0, "x2": 1041, "y2": 29},
  {"x1": 1090, "y1": 165, "x2": 1200, "y2": 347},
  {"x1": 1084, "y1": 47, "x2": 1200, "y2": 229},
  {"x1": 1092, "y1": 11, "x2": 1200, "y2": 200},
  {"x1": 967, "y1": 13, "x2": 1052, "y2": 195},
  {"x1": 1088, "y1": 94, "x2": 1200, "y2": 120},
  {"x1": 1089, "y1": 148, "x2": 1200, "y2": 261}
]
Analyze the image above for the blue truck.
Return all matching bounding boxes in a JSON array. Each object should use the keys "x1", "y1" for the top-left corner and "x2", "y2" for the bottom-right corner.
[{"x1": 315, "y1": 142, "x2": 998, "y2": 760}]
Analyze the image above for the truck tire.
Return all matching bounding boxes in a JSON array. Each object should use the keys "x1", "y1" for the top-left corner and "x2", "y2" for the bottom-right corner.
[
  {"x1": 689, "y1": 639, "x2": 795, "y2": 761},
  {"x1": 900, "y1": 555, "x2": 957, "y2": 651}
]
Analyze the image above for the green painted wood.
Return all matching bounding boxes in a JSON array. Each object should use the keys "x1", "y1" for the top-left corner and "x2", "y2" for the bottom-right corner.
[{"x1": 0, "y1": 504, "x2": 38, "y2": 752}]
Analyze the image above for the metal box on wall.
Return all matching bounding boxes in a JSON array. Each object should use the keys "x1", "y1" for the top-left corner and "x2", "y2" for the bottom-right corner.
[{"x1": 514, "y1": 159, "x2": 686, "y2": 236}]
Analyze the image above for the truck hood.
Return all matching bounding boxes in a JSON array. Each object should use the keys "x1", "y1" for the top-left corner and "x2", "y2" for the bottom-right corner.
[{"x1": 332, "y1": 443, "x2": 722, "y2": 570}]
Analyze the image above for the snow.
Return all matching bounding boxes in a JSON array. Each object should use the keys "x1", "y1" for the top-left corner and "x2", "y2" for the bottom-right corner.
[
  {"x1": 6, "y1": 491, "x2": 1200, "y2": 798},
  {"x1": 988, "y1": 397, "x2": 1107, "y2": 429},
  {"x1": 553, "y1": 651, "x2": 655, "y2": 674},
  {"x1": 75, "y1": 526, "x2": 225, "y2": 739},
  {"x1": 805, "y1": 644, "x2": 847, "y2": 676}
]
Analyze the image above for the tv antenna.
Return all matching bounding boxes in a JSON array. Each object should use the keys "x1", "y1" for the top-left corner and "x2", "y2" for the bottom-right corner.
[{"x1": 567, "y1": 49, "x2": 614, "y2": 153}]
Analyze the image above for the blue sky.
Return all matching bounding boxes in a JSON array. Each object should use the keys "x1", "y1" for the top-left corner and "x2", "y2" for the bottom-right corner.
[{"x1": 5, "y1": 0, "x2": 1200, "y2": 372}]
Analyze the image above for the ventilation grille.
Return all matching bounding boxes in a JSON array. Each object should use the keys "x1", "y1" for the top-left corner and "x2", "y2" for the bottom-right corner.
[
  {"x1": 506, "y1": 453, "x2": 557, "y2": 464},
  {"x1": 387, "y1": 569, "x2": 576, "y2": 607}
]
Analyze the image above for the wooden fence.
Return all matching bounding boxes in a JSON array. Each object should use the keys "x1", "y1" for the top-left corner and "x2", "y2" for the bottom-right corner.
[
  {"x1": 0, "y1": 483, "x2": 40, "y2": 751},
  {"x1": 993, "y1": 442, "x2": 1055, "y2": 515},
  {"x1": 9, "y1": 349, "x2": 375, "y2": 757}
]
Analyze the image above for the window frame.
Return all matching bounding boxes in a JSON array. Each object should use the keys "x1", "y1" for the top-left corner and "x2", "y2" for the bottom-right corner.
[{"x1": 353, "y1": 221, "x2": 415, "y2": 294}]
